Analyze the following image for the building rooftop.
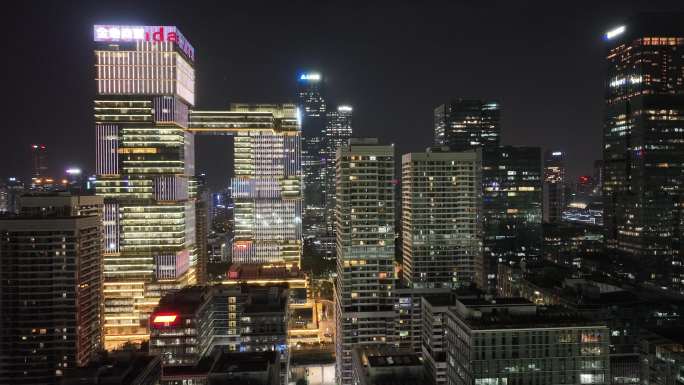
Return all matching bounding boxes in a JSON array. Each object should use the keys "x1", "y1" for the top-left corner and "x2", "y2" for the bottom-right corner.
[
  {"x1": 459, "y1": 297, "x2": 533, "y2": 307},
  {"x1": 160, "y1": 351, "x2": 278, "y2": 383},
  {"x1": 422, "y1": 293, "x2": 457, "y2": 308},
  {"x1": 352, "y1": 345, "x2": 425, "y2": 385},
  {"x1": 243, "y1": 286, "x2": 288, "y2": 314},
  {"x1": 456, "y1": 304, "x2": 602, "y2": 330},
  {"x1": 211, "y1": 351, "x2": 276, "y2": 373},
  {"x1": 366, "y1": 353, "x2": 421, "y2": 368},
  {"x1": 155, "y1": 285, "x2": 206, "y2": 315},
  {"x1": 61, "y1": 352, "x2": 160, "y2": 385},
  {"x1": 644, "y1": 327, "x2": 684, "y2": 346},
  {"x1": 452, "y1": 298, "x2": 603, "y2": 330},
  {"x1": 226, "y1": 264, "x2": 305, "y2": 281}
]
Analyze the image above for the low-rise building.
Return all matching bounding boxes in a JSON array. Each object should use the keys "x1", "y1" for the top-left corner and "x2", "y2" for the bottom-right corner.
[
  {"x1": 149, "y1": 284, "x2": 289, "y2": 384},
  {"x1": 639, "y1": 328, "x2": 684, "y2": 385},
  {"x1": 160, "y1": 350, "x2": 280, "y2": 385},
  {"x1": 60, "y1": 352, "x2": 161, "y2": 385},
  {"x1": 445, "y1": 298, "x2": 610, "y2": 385},
  {"x1": 351, "y1": 345, "x2": 424, "y2": 385}
]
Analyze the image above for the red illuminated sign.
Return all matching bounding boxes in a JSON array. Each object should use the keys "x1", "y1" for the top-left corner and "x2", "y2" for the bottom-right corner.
[{"x1": 151, "y1": 312, "x2": 180, "y2": 328}]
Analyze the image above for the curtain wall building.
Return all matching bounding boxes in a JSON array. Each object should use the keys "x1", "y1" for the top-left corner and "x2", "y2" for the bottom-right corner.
[
  {"x1": 93, "y1": 25, "x2": 198, "y2": 349},
  {"x1": 602, "y1": 14, "x2": 684, "y2": 291},
  {"x1": 434, "y1": 99, "x2": 500, "y2": 151},
  {"x1": 298, "y1": 72, "x2": 328, "y2": 240},
  {"x1": 31, "y1": 144, "x2": 48, "y2": 179},
  {"x1": 543, "y1": 150, "x2": 567, "y2": 224},
  {"x1": 482, "y1": 146, "x2": 543, "y2": 291},
  {"x1": 323, "y1": 105, "x2": 353, "y2": 240}
]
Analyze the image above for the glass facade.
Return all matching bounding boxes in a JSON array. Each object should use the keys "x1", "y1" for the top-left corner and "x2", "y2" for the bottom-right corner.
[
  {"x1": 603, "y1": 15, "x2": 684, "y2": 291},
  {"x1": 543, "y1": 150, "x2": 566, "y2": 224},
  {"x1": 434, "y1": 99, "x2": 500, "y2": 151},
  {"x1": 482, "y1": 146, "x2": 542, "y2": 291},
  {"x1": 323, "y1": 105, "x2": 353, "y2": 239},
  {"x1": 298, "y1": 73, "x2": 328, "y2": 240}
]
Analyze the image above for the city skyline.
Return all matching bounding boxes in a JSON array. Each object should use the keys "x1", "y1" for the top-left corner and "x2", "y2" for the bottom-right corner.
[
  {"x1": 7, "y1": 1, "x2": 684, "y2": 190},
  {"x1": 1, "y1": 4, "x2": 683, "y2": 385}
]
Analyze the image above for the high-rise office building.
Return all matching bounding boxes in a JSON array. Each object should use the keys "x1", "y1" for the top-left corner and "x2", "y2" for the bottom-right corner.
[
  {"x1": 297, "y1": 72, "x2": 326, "y2": 138},
  {"x1": 0, "y1": 177, "x2": 24, "y2": 214},
  {"x1": 444, "y1": 298, "x2": 610, "y2": 385},
  {"x1": 434, "y1": 99, "x2": 500, "y2": 151},
  {"x1": 64, "y1": 168, "x2": 86, "y2": 193},
  {"x1": 482, "y1": 146, "x2": 542, "y2": 291},
  {"x1": 0, "y1": 194, "x2": 103, "y2": 384},
  {"x1": 335, "y1": 138, "x2": 397, "y2": 385},
  {"x1": 93, "y1": 24, "x2": 197, "y2": 349},
  {"x1": 31, "y1": 144, "x2": 48, "y2": 179},
  {"x1": 593, "y1": 160, "x2": 603, "y2": 196},
  {"x1": 603, "y1": 14, "x2": 684, "y2": 282},
  {"x1": 323, "y1": 105, "x2": 353, "y2": 239},
  {"x1": 195, "y1": 174, "x2": 210, "y2": 284},
  {"x1": 298, "y1": 72, "x2": 328, "y2": 239},
  {"x1": 19, "y1": 193, "x2": 104, "y2": 217},
  {"x1": 401, "y1": 148, "x2": 482, "y2": 289},
  {"x1": 189, "y1": 104, "x2": 302, "y2": 266},
  {"x1": 543, "y1": 150, "x2": 566, "y2": 223}
]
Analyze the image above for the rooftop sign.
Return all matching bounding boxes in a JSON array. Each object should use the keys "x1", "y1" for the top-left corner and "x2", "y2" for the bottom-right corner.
[
  {"x1": 299, "y1": 73, "x2": 321, "y2": 81},
  {"x1": 93, "y1": 25, "x2": 195, "y2": 62}
]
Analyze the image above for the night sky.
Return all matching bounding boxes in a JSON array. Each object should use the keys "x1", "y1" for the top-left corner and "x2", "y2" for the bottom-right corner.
[{"x1": 6, "y1": 0, "x2": 684, "y2": 190}]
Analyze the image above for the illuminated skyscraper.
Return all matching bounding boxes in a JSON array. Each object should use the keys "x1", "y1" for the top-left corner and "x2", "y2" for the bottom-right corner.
[
  {"x1": 603, "y1": 14, "x2": 684, "y2": 284},
  {"x1": 401, "y1": 148, "x2": 482, "y2": 289},
  {"x1": 93, "y1": 24, "x2": 197, "y2": 349},
  {"x1": 189, "y1": 104, "x2": 302, "y2": 266},
  {"x1": 434, "y1": 99, "x2": 500, "y2": 151},
  {"x1": 298, "y1": 72, "x2": 326, "y2": 138},
  {"x1": 482, "y1": 146, "x2": 542, "y2": 291},
  {"x1": 335, "y1": 138, "x2": 396, "y2": 385},
  {"x1": 298, "y1": 72, "x2": 328, "y2": 239},
  {"x1": 31, "y1": 144, "x2": 48, "y2": 179},
  {"x1": 323, "y1": 105, "x2": 353, "y2": 237},
  {"x1": 543, "y1": 150, "x2": 566, "y2": 223}
]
